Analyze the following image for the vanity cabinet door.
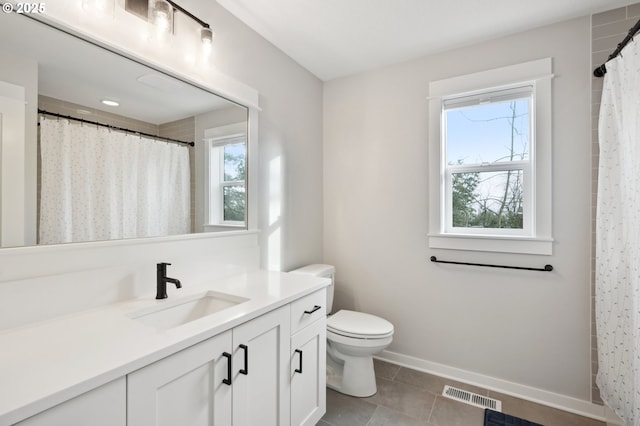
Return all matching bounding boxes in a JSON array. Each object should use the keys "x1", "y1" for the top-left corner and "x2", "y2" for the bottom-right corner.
[
  {"x1": 15, "y1": 378, "x2": 126, "y2": 426},
  {"x1": 291, "y1": 318, "x2": 326, "y2": 426},
  {"x1": 127, "y1": 330, "x2": 233, "y2": 426},
  {"x1": 232, "y1": 306, "x2": 291, "y2": 426}
]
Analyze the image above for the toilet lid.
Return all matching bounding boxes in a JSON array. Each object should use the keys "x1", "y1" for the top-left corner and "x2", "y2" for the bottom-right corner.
[{"x1": 327, "y1": 310, "x2": 394, "y2": 338}]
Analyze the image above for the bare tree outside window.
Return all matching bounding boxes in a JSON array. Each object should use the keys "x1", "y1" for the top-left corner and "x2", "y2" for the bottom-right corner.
[{"x1": 448, "y1": 99, "x2": 530, "y2": 229}]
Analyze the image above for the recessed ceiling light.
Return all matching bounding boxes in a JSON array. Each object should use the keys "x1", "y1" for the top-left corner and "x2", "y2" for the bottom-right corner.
[
  {"x1": 101, "y1": 99, "x2": 119, "y2": 107},
  {"x1": 77, "y1": 109, "x2": 92, "y2": 115}
]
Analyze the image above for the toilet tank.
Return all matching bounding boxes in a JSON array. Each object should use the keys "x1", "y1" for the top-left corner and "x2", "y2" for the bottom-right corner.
[{"x1": 289, "y1": 264, "x2": 335, "y2": 313}]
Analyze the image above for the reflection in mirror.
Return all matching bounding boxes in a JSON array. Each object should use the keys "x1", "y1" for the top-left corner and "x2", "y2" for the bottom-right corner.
[{"x1": 0, "y1": 12, "x2": 249, "y2": 248}]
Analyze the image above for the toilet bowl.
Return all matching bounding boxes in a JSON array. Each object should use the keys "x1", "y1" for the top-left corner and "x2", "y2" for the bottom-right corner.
[{"x1": 289, "y1": 264, "x2": 394, "y2": 397}]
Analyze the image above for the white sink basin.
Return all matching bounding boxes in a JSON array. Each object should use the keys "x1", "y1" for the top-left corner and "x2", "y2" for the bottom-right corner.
[{"x1": 130, "y1": 291, "x2": 249, "y2": 329}]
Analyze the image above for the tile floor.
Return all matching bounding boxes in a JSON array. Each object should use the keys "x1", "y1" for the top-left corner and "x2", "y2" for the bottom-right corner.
[{"x1": 318, "y1": 359, "x2": 605, "y2": 426}]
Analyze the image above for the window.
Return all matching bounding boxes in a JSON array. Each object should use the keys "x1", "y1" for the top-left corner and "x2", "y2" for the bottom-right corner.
[
  {"x1": 428, "y1": 58, "x2": 553, "y2": 255},
  {"x1": 444, "y1": 85, "x2": 532, "y2": 235},
  {"x1": 207, "y1": 135, "x2": 246, "y2": 226}
]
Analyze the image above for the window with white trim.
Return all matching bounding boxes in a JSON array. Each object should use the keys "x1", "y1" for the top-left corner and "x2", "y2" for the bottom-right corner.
[
  {"x1": 428, "y1": 58, "x2": 553, "y2": 255},
  {"x1": 207, "y1": 135, "x2": 246, "y2": 226},
  {"x1": 444, "y1": 85, "x2": 532, "y2": 235}
]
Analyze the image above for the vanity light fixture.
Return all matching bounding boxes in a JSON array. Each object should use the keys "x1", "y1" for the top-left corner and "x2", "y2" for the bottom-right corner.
[{"x1": 148, "y1": 0, "x2": 214, "y2": 53}]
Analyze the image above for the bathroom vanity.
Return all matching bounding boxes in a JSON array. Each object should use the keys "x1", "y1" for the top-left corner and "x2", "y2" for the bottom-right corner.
[{"x1": 0, "y1": 271, "x2": 328, "y2": 426}]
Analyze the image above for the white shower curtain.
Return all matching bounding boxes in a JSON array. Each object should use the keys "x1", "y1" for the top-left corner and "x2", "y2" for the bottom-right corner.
[
  {"x1": 39, "y1": 118, "x2": 190, "y2": 244},
  {"x1": 595, "y1": 35, "x2": 640, "y2": 425}
]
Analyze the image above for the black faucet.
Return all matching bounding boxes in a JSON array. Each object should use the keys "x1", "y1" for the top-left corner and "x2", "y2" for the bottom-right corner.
[{"x1": 156, "y1": 262, "x2": 182, "y2": 299}]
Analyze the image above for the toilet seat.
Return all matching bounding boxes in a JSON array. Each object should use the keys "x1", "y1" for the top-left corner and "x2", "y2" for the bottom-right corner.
[{"x1": 327, "y1": 309, "x2": 394, "y2": 339}]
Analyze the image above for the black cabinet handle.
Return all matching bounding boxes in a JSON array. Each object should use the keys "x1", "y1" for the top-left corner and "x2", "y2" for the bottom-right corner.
[
  {"x1": 239, "y1": 344, "x2": 248, "y2": 375},
  {"x1": 294, "y1": 349, "x2": 303, "y2": 374},
  {"x1": 222, "y1": 352, "x2": 232, "y2": 385},
  {"x1": 304, "y1": 305, "x2": 321, "y2": 315}
]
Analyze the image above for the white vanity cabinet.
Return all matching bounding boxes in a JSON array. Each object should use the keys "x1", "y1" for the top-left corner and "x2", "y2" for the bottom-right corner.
[
  {"x1": 2, "y1": 273, "x2": 328, "y2": 426},
  {"x1": 232, "y1": 306, "x2": 291, "y2": 426},
  {"x1": 290, "y1": 289, "x2": 327, "y2": 426},
  {"x1": 127, "y1": 331, "x2": 233, "y2": 426},
  {"x1": 127, "y1": 306, "x2": 291, "y2": 426},
  {"x1": 15, "y1": 378, "x2": 126, "y2": 426}
]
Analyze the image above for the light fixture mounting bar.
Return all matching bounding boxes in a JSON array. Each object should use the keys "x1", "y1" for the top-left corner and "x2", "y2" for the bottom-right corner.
[{"x1": 165, "y1": 0, "x2": 210, "y2": 29}]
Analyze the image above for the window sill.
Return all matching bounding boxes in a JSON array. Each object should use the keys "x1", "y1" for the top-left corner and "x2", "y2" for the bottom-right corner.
[
  {"x1": 428, "y1": 233, "x2": 553, "y2": 255},
  {"x1": 203, "y1": 224, "x2": 246, "y2": 232}
]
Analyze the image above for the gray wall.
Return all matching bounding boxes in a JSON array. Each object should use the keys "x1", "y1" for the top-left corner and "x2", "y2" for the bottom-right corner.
[
  {"x1": 324, "y1": 16, "x2": 593, "y2": 401},
  {"x1": 184, "y1": 0, "x2": 325, "y2": 271}
]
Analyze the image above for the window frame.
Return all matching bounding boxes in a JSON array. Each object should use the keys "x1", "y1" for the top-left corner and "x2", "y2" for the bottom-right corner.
[
  {"x1": 442, "y1": 85, "x2": 534, "y2": 237},
  {"x1": 206, "y1": 134, "x2": 247, "y2": 227},
  {"x1": 428, "y1": 58, "x2": 553, "y2": 255}
]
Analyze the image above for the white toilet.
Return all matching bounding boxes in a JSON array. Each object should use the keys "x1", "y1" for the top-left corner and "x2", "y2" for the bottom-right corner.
[{"x1": 290, "y1": 264, "x2": 394, "y2": 397}]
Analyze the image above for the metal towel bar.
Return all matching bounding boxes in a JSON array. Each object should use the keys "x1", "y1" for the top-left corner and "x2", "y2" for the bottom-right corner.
[{"x1": 430, "y1": 256, "x2": 553, "y2": 272}]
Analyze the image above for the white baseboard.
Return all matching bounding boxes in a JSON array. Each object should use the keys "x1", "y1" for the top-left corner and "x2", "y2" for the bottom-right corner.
[{"x1": 375, "y1": 350, "x2": 623, "y2": 425}]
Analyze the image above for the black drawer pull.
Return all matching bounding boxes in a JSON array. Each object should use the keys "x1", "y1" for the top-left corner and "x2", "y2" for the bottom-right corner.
[
  {"x1": 239, "y1": 344, "x2": 248, "y2": 375},
  {"x1": 294, "y1": 349, "x2": 303, "y2": 374},
  {"x1": 222, "y1": 352, "x2": 232, "y2": 385},
  {"x1": 304, "y1": 305, "x2": 321, "y2": 315}
]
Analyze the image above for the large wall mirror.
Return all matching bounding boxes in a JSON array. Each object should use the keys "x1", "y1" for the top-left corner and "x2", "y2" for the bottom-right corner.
[{"x1": 0, "y1": 11, "x2": 250, "y2": 249}]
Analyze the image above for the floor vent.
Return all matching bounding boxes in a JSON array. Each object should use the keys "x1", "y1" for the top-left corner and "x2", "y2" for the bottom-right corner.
[{"x1": 442, "y1": 385, "x2": 502, "y2": 412}]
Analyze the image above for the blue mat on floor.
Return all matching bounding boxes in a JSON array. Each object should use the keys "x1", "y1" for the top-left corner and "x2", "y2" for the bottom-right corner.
[{"x1": 484, "y1": 409, "x2": 543, "y2": 426}]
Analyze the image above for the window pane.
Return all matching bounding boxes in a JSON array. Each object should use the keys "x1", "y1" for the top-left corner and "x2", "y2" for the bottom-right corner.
[
  {"x1": 446, "y1": 98, "x2": 530, "y2": 165},
  {"x1": 452, "y1": 170, "x2": 523, "y2": 229},
  {"x1": 223, "y1": 185, "x2": 245, "y2": 222},
  {"x1": 223, "y1": 143, "x2": 246, "y2": 181}
]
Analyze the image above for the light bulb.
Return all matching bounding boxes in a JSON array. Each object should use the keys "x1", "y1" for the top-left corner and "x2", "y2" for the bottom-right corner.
[
  {"x1": 201, "y1": 27, "x2": 213, "y2": 57},
  {"x1": 150, "y1": 0, "x2": 173, "y2": 43}
]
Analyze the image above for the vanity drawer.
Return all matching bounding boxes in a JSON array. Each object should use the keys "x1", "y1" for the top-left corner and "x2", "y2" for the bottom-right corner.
[{"x1": 290, "y1": 289, "x2": 326, "y2": 334}]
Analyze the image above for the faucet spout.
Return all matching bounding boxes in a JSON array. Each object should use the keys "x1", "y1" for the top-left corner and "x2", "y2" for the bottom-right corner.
[
  {"x1": 165, "y1": 277, "x2": 182, "y2": 288},
  {"x1": 156, "y1": 262, "x2": 182, "y2": 299}
]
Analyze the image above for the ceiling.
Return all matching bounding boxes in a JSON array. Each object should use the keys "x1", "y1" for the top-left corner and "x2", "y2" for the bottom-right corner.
[{"x1": 217, "y1": 0, "x2": 632, "y2": 81}]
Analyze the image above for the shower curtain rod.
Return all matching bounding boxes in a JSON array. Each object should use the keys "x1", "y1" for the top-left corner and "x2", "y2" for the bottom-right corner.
[
  {"x1": 593, "y1": 17, "x2": 640, "y2": 77},
  {"x1": 37, "y1": 109, "x2": 195, "y2": 147}
]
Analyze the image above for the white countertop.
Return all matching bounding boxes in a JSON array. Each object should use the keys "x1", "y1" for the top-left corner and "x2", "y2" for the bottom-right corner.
[{"x1": 0, "y1": 270, "x2": 329, "y2": 425}]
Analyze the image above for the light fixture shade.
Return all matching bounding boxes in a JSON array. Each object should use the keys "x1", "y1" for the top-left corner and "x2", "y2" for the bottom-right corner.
[
  {"x1": 201, "y1": 27, "x2": 213, "y2": 44},
  {"x1": 149, "y1": 0, "x2": 173, "y2": 42},
  {"x1": 201, "y1": 27, "x2": 214, "y2": 56}
]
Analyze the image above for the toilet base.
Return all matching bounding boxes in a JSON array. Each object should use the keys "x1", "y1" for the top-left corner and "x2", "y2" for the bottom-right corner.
[{"x1": 326, "y1": 344, "x2": 378, "y2": 397}]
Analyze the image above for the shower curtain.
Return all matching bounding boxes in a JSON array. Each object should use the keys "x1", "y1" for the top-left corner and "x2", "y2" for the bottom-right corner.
[
  {"x1": 595, "y1": 35, "x2": 640, "y2": 425},
  {"x1": 39, "y1": 118, "x2": 190, "y2": 245}
]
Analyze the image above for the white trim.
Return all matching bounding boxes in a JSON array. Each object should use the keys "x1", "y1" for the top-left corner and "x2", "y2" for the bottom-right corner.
[
  {"x1": 428, "y1": 58, "x2": 553, "y2": 255},
  {"x1": 376, "y1": 350, "x2": 622, "y2": 425},
  {"x1": 0, "y1": 81, "x2": 26, "y2": 248},
  {"x1": 428, "y1": 233, "x2": 553, "y2": 255},
  {"x1": 429, "y1": 59, "x2": 553, "y2": 99}
]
